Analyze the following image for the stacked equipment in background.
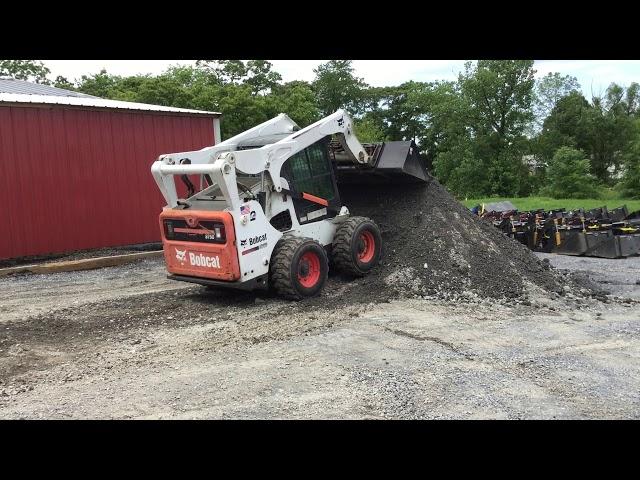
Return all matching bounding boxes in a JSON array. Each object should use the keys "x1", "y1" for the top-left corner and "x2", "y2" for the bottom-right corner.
[{"x1": 473, "y1": 202, "x2": 640, "y2": 259}]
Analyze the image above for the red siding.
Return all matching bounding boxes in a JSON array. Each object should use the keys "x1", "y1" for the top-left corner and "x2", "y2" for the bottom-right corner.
[{"x1": 0, "y1": 105, "x2": 216, "y2": 260}]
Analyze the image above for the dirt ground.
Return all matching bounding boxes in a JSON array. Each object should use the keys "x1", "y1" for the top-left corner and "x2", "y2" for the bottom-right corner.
[{"x1": 1, "y1": 255, "x2": 639, "y2": 419}]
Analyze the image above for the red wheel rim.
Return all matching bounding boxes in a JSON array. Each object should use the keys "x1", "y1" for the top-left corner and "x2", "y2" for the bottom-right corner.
[
  {"x1": 357, "y1": 230, "x2": 376, "y2": 263},
  {"x1": 298, "y1": 251, "x2": 321, "y2": 288}
]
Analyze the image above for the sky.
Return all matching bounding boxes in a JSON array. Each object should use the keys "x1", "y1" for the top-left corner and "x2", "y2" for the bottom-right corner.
[{"x1": 42, "y1": 60, "x2": 640, "y2": 100}]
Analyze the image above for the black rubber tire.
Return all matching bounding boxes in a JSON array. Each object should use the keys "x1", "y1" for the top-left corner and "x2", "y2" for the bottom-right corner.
[
  {"x1": 332, "y1": 216, "x2": 382, "y2": 277},
  {"x1": 269, "y1": 236, "x2": 329, "y2": 300}
]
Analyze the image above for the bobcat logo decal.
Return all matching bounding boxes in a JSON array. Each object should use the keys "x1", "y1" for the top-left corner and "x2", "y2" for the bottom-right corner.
[{"x1": 175, "y1": 248, "x2": 187, "y2": 264}]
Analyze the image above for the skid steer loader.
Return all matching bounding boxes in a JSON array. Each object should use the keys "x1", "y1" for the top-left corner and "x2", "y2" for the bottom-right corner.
[{"x1": 151, "y1": 109, "x2": 429, "y2": 299}]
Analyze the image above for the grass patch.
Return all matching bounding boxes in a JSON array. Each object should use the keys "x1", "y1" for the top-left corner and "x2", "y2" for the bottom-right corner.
[{"x1": 461, "y1": 196, "x2": 640, "y2": 212}]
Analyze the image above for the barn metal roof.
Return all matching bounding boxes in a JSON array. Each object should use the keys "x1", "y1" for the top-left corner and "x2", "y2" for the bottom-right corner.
[
  {"x1": 0, "y1": 77, "x2": 98, "y2": 98},
  {"x1": 0, "y1": 78, "x2": 221, "y2": 117}
]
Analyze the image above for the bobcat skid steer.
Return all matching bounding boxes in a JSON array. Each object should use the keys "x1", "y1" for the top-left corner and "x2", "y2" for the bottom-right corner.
[{"x1": 151, "y1": 109, "x2": 429, "y2": 299}]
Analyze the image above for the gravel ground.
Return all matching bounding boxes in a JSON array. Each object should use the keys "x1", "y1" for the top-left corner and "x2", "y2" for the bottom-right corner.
[
  {"x1": 537, "y1": 253, "x2": 640, "y2": 300},
  {"x1": 0, "y1": 259, "x2": 188, "y2": 323},
  {"x1": 1, "y1": 254, "x2": 639, "y2": 419}
]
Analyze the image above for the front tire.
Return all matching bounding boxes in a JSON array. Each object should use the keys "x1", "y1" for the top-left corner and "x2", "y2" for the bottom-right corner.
[
  {"x1": 270, "y1": 236, "x2": 329, "y2": 300},
  {"x1": 332, "y1": 216, "x2": 382, "y2": 277}
]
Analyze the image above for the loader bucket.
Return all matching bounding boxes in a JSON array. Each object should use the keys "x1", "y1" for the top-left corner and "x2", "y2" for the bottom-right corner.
[
  {"x1": 585, "y1": 207, "x2": 609, "y2": 221},
  {"x1": 609, "y1": 205, "x2": 629, "y2": 222},
  {"x1": 617, "y1": 235, "x2": 640, "y2": 257},
  {"x1": 553, "y1": 230, "x2": 588, "y2": 255},
  {"x1": 333, "y1": 140, "x2": 431, "y2": 185},
  {"x1": 584, "y1": 231, "x2": 620, "y2": 258}
]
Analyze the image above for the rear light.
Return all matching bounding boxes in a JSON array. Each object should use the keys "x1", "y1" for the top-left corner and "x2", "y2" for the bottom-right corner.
[
  {"x1": 163, "y1": 220, "x2": 175, "y2": 239},
  {"x1": 162, "y1": 219, "x2": 226, "y2": 244}
]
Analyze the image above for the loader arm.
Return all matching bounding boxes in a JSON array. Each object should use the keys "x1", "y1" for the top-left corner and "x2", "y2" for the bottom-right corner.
[
  {"x1": 232, "y1": 109, "x2": 370, "y2": 192},
  {"x1": 151, "y1": 113, "x2": 299, "y2": 208},
  {"x1": 152, "y1": 109, "x2": 369, "y2": 207}
]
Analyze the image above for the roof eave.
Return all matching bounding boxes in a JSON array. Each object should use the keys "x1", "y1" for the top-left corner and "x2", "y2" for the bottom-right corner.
[{"x1": 0, "y1": 93, "x2": 221, "y2": 117}]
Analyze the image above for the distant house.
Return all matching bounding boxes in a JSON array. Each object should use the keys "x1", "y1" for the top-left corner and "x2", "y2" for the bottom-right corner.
[
  {"x1": 0, "y1": 78, "x2": 222, "y2": 260},
  {"x1": 522, "y1": 154, "x2": 544, "y2": 171}
]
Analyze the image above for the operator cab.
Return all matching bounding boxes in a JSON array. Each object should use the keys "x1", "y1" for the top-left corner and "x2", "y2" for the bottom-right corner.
[{"x1": 237, "y1": 134, "x2": 343, "y2": 226}]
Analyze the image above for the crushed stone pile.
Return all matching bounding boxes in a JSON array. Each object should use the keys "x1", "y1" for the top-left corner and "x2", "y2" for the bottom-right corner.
[{"x1": 338, "y1": 178, "x2": 599, "y2": 302}]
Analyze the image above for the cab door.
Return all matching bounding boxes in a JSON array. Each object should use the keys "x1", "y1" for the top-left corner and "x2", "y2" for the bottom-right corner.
[{"x1": 280, "y1": 137, "x2": 341, "y2": 225}]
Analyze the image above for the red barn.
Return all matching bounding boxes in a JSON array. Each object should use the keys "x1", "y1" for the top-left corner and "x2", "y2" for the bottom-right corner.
[{"x1": 0, "y1": 78, "x2": 221, "y2": 260}]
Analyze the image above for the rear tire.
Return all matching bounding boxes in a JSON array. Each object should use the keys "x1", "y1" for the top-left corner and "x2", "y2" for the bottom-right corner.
[
  {"x1": 270, "y1": 236, "x2": 328, "y2": 300},
  {"x1": 333, "y1": 216, "x2": 382, "y2": 277}
]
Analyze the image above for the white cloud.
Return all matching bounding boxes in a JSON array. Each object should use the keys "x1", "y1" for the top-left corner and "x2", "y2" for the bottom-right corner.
[
  {"x1": 352, "y1": 60, "x2": 469, "y2": 86},
  {"x1": 534, "y1": 60, "x2": 640, "y2": 99},
  {"x1": 268, "y1": 60, "x2": 325, "y2": 83}
]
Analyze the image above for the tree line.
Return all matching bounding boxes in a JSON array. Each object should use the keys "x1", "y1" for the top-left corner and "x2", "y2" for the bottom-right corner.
[{"x1": 2, "y1": 59, "x2": 639, "y2": 199}]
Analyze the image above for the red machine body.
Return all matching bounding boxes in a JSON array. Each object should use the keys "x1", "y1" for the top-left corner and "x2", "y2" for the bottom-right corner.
[{"x1": 159, "y1": 210, "x2": 241, "y2": 281}]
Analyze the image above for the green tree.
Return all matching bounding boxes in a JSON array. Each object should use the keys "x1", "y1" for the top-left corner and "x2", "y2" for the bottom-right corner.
[
  {"x1": 404, "y1": 80, "x2": 469, "y2": 177},
  {"x1": 267, "y1": 81, "x2": 320, "y2": 127},
  {"x1": 460, "y1": 60, "x2": 536, "y2": 138},
  {"x1": 458, "y1": 60, "x2": 536, "y2": 195},
  {"x1": 535, "y1": 91, "x2": 592, "y2": 163},
  {"x1": 536, "y1": 84, "x2": 639, "y2": 185},
  {"x1": 618, "y1": 119, "x2": 640, "y2": 198},
  {"x1": 379, "y1": 81, "x2": 433, "y2": 145},
  {"x1": 541, "y1": 146, "x2": 599, "y2": 198},
  {"x1": 244, "y1": 60, "x2": 282, "y2": 95},
  {"x1": 434, "y1": 137, "x2": 489, "y2": 198},
  {"x1": 312, "y1": 60, "x2": 368, "y2": 116},
  {"x1": 196, "y1": 60, "x2": 247, "y2": 84},
  {"x1": 53, "y1": 75, "x2": 76, "y2": 91},
  {"x1": 75, "y1": 65, "x2": 217, "y2": 109},
  {"x1": 623, "y1": 82, "x2": 640, "y2": 117},
  {"x1": 76, "y1": 69, "x2": 122, "y2": 97},
  {"x1": 533, "y1": 72, "x2": 581, "y2": 131},
  {"x1": 354, "y1": 115, "x2": 387, "y2": 143},
  {"x1": 584, "y1": 83, "x2": 637, "y2": 182},
  {"x1": 0, "y1": 60, "x2": 51, "y2": 84},
  {"x1": 213, "y1": 84, "x2": 272, "y2": 138},
  {"x1": 195, "y1": 60, "x2": 281, "y2": 95}
]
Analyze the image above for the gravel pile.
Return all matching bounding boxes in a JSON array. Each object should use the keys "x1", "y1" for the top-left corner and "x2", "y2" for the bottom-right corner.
[{"x1": 338, "y1": 177, "x2": 596, "y2": 302}]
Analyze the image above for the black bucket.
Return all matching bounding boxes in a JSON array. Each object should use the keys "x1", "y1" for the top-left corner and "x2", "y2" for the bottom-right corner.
[
  {"x1": 554, "y1": 230, "x2": 588, "y2": 256},
  {"x1": 584, "y1": 231, "x2": 620, "y2": 258},
  {"x1": 334, "y1": 140, "x2": 431, "y2": 185}
]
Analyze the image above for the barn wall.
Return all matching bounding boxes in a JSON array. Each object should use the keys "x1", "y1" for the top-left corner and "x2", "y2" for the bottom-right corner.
[{"x1": 0, "y1": 105, "x2": 216, "y2": 259}]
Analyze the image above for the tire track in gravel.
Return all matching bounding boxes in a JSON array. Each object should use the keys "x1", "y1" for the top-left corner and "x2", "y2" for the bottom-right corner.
[{"x1": 0, "y1": 258, "x2": 189, "y2": 323}]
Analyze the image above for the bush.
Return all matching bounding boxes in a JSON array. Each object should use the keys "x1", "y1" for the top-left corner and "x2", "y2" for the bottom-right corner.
[
  {"x1": 539, "y1": 147, "x2": 600, "y2": 199},
  {"x1": 353, "y1": 116, "x2": 387, "y2": 143},
  {"x1": 433, "y1": 140, "x2": 489, "y2": 198}
]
